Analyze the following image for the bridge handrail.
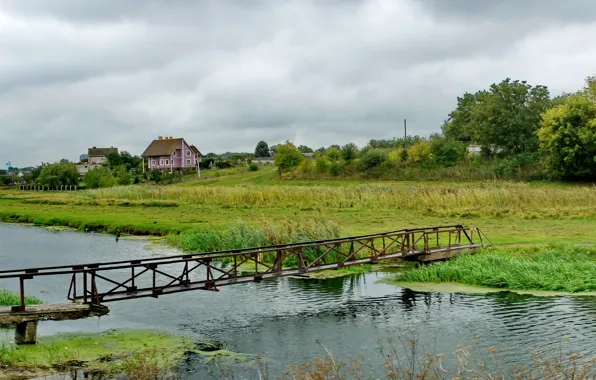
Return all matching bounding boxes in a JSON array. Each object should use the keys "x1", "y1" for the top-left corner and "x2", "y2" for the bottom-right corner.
[{"x1": 0, "y1": 225, "x2": 475, "y2": 279}]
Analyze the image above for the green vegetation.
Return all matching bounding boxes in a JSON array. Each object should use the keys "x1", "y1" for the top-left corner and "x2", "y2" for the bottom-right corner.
[
  {"x1": 539, "y1": 90, "x2": 596, "y2": 180},
  {"x1": 0, "y1": 330, "x2": 192, "y2": 378},
  {"x1": 38, "y1": 163, "x2": 79, "y2": 188},
  {"x1": 166, "y1": 218, "x2": 340, "y2": 253},
  {"x1": 0, "y1": 290, "x2": 43, "y2": 307},
  {"x1": 394, "y1": 245, "x2": 596, "y2": 292},
  {"x1": 3, "y1": 169, "x2": 596, "y2": 245}
]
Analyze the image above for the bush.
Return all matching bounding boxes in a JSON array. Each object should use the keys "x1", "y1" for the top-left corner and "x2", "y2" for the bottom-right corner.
[
  {"x1": 328, "y1": 160, "x2": 345, "y2": 176},
  {"x1": 84, "y1": 167, "x2": 117, "y2": 189},
  {"x1": 360, "y1": 149, "x2": 388, "y2": 170},
  {"x1": 430, "y1": 137, "x2": 467, "y2": 167},
  {"x1": 315, "y1": 156, "x2": 329, "y2": 173},
  {"x1": 249, "y1": 164, "x2": 259, "y2": 172}
]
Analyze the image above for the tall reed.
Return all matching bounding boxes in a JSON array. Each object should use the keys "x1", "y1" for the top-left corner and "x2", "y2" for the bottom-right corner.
[
  {"x1": 166, "y1": 218, "x2": 342, "y2": 265},
  {"x1": 86, "y1": 182, "x2": 596, "y2": 217}
]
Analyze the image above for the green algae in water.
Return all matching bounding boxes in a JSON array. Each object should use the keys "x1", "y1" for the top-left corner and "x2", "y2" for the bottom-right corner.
[{"x1": 0, "y1": 329, "x2": 192, "y2": 370}]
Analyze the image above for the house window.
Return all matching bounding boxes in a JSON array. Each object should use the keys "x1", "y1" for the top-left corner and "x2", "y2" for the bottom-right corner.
[
  {"x1": 160, "y1": 160, "x2": 164, "y2": 165},
  {"x1": 187, "y1": 159, "x2": 191, "y2": 165},
  {"x1": 186, "y1": 150, "x2": 191, "y2": 156},
  {"x1": 152, "y1": 160, "x2": 156, "y2": 166},
  {"x1": 166, "y1": 159, "x2": 169, "y2": 165},
  {"x1": 173, "y1": 151, "x2": 177, "y2": 156}
]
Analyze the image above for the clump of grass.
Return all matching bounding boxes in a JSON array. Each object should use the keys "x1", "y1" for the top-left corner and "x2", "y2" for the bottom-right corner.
[
  {"x1": 0, "y1": 289, "x2": 43, "y2": 306},
  {"x1": 166, "y1": 218, "x2": 342, "y2": 265},
  {"x1": 397, "y1": 245, "x2": 596, "y2": 292},
  {"x1": 167, "y1": 218, "x2": 340, "y2": 251}
]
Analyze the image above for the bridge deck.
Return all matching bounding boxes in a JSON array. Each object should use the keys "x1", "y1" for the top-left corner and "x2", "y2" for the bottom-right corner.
[{"x1": 0, "y1": 303, "x2": 109, "y2": 324}]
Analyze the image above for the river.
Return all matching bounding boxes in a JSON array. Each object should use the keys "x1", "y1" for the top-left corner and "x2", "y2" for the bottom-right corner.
[{"x1": 1, "y1": 223, "x2": 595, "y2": 378}]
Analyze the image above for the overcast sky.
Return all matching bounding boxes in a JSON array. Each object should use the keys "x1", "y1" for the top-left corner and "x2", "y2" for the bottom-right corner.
[{"x1": 2, "y1": 0, "x2": 596, "y2": 167}]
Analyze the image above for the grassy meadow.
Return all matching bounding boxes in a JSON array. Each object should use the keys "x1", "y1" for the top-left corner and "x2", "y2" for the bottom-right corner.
[{"x1": 2, "y1": 166, "x2": 596, "y2": 246}]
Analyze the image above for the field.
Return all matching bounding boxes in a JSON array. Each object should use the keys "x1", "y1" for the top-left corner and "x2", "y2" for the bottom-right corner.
[{"x1": 2, "y1": 166, "x2": 596, "y2": 246}]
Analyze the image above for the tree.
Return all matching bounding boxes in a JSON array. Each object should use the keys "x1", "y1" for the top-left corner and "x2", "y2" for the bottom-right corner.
[
  {"x1": 341, "y1": 143, "x2": 359, "y2": 162},
  {"x1": 38, "y1": 163, "x2": 79, "y2": 188},
  {"x1": 254, "y1": 141, "x2": 271, "y2": 157},
  {"x1": 84, "y1": 167, "x2": 117, "y2": 189},
  {"x1": 298, "y1": 145, "x2": 314, "y2": 154},
  {"x1": 443, "y1": 79, "x2": 552, "y2": 155},
  {"x1": 269, "y1": 144, "x2": 278, "y2": 156},
  {"x1": 538, "y1": 93, "x2": 596, "y2": 180},
  {"x1": 274, "y1": 141, "x2": 303, "y2": 172}
]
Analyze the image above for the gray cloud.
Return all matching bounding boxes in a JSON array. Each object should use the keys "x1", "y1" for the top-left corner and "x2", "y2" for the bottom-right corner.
[{"x1": 1, "y1": 0, "x2": 596, "y2": 167}]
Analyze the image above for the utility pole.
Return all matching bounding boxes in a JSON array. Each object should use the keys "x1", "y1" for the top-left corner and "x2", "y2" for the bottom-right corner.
[{"x1": 404, "y1": 119, "x2": 407, "y2": 148}]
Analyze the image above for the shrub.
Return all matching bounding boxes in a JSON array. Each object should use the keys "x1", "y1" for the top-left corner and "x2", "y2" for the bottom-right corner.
[
  {"x1": 328, "y1": 160, "x2": 345, "y2": 176},
  {"x1": 315, "y1": 156, "x2": 330, "y2": 173},
  {"x1": 360, "y1": 149, "x2": 388, "y2": 170},
  {"x1": 249, "y1": 164, "x2": 259, "y2": 172},
  {"x1": 84, "y1": 167, "x2": 117, "y2": 189}
]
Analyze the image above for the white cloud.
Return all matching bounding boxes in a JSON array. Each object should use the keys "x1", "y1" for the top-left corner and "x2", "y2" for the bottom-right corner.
[{"x1": 1, "y1": 0, "x2": 595, "y2": 166}]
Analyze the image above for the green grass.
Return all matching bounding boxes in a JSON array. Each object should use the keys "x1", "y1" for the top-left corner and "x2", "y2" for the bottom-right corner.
[
  {"x1": 0, "y1": 290, "x2": 43, "y2": 307},
  {"x1": 3, "y1": 170, "x2": 596, "y2": 246},
  {"x1": 395, "y1": 245, "x2": 596, "y2": 292}
]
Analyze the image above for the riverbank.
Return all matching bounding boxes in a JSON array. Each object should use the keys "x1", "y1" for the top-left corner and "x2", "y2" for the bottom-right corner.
[{"x1": 386, "y1": 245, "x2": 596, "y2": 293}]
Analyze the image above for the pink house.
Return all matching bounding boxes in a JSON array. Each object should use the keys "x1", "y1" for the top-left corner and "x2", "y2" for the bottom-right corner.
[{"x1": 141, "y1": 136, "x2": 202, "y2": 173}]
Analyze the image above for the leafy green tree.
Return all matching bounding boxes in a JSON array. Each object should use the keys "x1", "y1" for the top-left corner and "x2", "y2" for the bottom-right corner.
[
  {"x1": 84, "y1": 167, "x2": 117, "y2": 189},
  {"x1": 274, "y1": 141, "x2": 303, "y2": 172},
  {"x1": 443, "y1": 79, "x2": 551, "y2": 155},
  {"x1": 341, "y1": 143, "x2": 359, "y2": 162},
  {"x1": 298, "y1": 145, "x2": 314, "y2": 153},
  {"x1": 254, "y1": 141, "x2": 271, "y2": 157},
  {"x1": 538, "y1": 93, "x2": 596, "y2": 180},
  {"x1": 38, "y1": 163, "x2": 79, "y2": 188},
  {"x1": 269, "y1": 144, "x2": 278, "y2": 156}
]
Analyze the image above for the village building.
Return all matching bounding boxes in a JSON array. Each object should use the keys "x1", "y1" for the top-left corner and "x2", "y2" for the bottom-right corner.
[
  {"x1": 76, "y1": 146, "x2": 118, "y2": 175},
  {"x1": 141, "y1": 136, "x2": 201, "y2": 173}
]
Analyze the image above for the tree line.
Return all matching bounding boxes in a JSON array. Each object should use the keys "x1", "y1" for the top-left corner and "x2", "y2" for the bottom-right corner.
[{"x1": 271, "y1": 75, "x2": 596, "y2": 181}]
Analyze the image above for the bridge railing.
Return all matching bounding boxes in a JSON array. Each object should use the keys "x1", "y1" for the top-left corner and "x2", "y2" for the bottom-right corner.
[{"x1": 0, "y1": 225, "x2": 484, "y2": 310}]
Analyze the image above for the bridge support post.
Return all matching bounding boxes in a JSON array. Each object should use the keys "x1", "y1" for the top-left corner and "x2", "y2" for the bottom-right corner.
[{"x1": 15, "y1": 321, "x2": 38, "y2": 344}]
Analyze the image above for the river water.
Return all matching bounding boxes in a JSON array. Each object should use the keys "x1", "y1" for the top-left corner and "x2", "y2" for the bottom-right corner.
[{"x1": 0, "y1": 223, "x2": 595, "y2": 378}]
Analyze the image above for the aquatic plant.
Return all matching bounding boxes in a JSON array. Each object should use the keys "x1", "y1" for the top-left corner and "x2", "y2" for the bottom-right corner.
[
  {"x1": 397, "y1": 245, "x2": 596, "y2": 292},
  {"x1": 0, "y1": 289, "x2": 43, "y2": 307}
]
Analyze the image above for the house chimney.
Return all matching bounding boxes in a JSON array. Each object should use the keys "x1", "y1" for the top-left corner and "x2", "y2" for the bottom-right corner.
[{"x1": 158, "y1": 136, "x2": 163, "y2": 140}]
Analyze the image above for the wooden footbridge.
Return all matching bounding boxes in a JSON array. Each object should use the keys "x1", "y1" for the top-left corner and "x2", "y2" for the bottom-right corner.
[{"x1": 0, "y1": 225, "x2": 485, "y2": 343}]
